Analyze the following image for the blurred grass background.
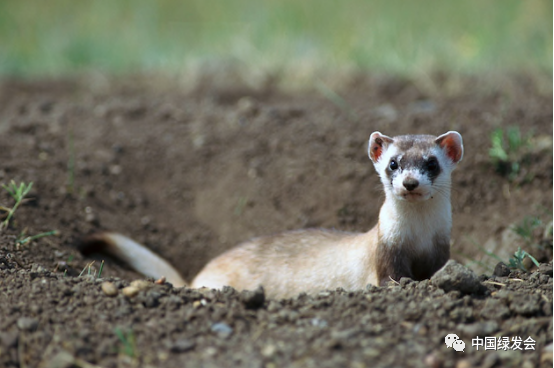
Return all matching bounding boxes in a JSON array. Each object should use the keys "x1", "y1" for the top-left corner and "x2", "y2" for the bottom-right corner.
[{"x1": 0, "y1": 0, "x2": 551, "y2": 78}]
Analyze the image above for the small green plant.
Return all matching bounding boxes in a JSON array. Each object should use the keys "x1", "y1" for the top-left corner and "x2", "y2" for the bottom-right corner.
[
  {"x1": 462, "y1": 236, "x2": 542, "y2": 274},
  {"x1": 98, "y1": 260, "x2": 105, "y2": 278},
  {"x1": 114, "y1": 327, "x2": 137, "y2": 359},
  {"x1": 16, "y1": 229, "x2": 59, "y2": 245},
  {"x1": 488, "y1": 127, "x2": 532, "y2": 180},
  {"x1": 79, "y1": 261, "x2": 94, "y2": 277},
  {"x1": 78, "y1": 260, "x2": 105, "y2": 278},
  {"x1": 511, "y1": 213, "x2": 553, "y2": 264},
  {"x1": 506, "y1": 247, "x2": 540, "y2": 272},
  {"x1": 0, "y1": 181, "x2": 33, "y2": 230}
]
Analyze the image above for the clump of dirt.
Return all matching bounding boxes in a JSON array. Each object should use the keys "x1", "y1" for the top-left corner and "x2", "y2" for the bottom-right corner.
[
  {"x1": 0, "y1": 74, "x2": 552, "y2": 367},
  {"x1": 0, "y1": 258, "x2": 551, "y2": 367}
]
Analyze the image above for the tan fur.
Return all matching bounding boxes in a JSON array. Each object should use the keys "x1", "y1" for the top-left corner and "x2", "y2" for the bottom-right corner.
[
  {"x1": 191, "y1": 228, "x2": 379, "y2": 298},
  {"x1": 80, "y1": 131, "x2": 463, "y2": 299}
]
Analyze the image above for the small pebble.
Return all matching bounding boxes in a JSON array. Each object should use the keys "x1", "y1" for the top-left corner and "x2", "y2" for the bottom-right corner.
[
  {"x1": 211, "y1": 322, "x2": 233, "y2": 338},
  {"x1": 0, "y1": 332, "x2": 19, "y2": 347},
  {"x1": 45, "y1": 351, "x2": 75, "y2": 368},
  {"x1": 109, "y1": 165, "x2": 122, "y2": 175},
  {"x1": 17, "y1": 317, "x2": 39, "y2": 332},
  {"x1": 166, "y1": 339, "x2": 195, "y2": 353},
  {"x1": 236, "y1": 97, "x2": 259, "y2": 117},
  {"x1": 493, "y1": 262, "x2": 511, "y2": 277},
  {"x1": 101, "y1": 282, "x2": 118, "y2": 297},
  {"x1": 130, "y1": 279, "x2": 152, "y2": 291},
  {"x1": 399, "y1": 277, "x2": 413, "y2": 287},
  {"x1": 455, "y1": 359, "x2": 472, "y2": 368},
  {"x1": 122, "y1": 286, "x2": 140, "y2": 298},
  {"x1": 261, "y1": 344, "x2": 277, "y2": 357},
  {"x1": 205, "y1": 347, "x2": 217, "y2": 356},
  {"x1": 311, "y1": 318, "x2": 328, "y2": 328},
  {"x1": 423, "y1": 353, "x2": 442, "y2": 368}
]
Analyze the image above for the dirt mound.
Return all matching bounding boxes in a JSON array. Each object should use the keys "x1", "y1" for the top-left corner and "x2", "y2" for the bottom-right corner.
[{"x1": 0, "y1": 74, "x2": 551, "y2": 367}]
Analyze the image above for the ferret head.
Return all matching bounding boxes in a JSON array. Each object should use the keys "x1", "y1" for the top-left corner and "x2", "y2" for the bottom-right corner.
[{"x1": 368, "y1": 131, "x2": 463, "y2": 202}]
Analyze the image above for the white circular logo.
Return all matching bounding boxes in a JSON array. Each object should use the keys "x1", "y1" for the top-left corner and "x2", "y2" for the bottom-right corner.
[
  {"x1": 452, "y1": 339, "x2": 465, "y2": 352},
  {"x1": 445, "y1": 334, "x2": 465, "y2": 352},
  {"x1": 445, "y1": 334, "x2": 459, "y2": 348}
]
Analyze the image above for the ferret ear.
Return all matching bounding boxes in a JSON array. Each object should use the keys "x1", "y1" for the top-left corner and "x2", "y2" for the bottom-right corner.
[
  {"x1": 435, "y1": 131, "x2": 464, "y2": 163},
  {"x1": 368, "y1": 132, "x2": 394, "y2": 163}
]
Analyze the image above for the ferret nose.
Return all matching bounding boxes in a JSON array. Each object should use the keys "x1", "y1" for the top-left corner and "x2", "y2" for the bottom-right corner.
[{"x1": 403, "y1": 178, "x2": 419, "y2": 191}]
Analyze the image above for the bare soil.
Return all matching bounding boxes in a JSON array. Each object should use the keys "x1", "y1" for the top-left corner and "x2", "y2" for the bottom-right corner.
[{"x1": 0, "y1": 74, "x2": 552, "y2": 368}]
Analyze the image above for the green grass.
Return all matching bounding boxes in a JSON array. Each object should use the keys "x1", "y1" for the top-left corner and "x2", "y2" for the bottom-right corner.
[
  {"x1": 461, "y1": 212, "x2": 552, "y2": 274},
  {"x1": 0, "y1": 0, "x2": 551, "y2": 78},
  {"x1": 0, "y1": 181, "x2": 33, "y2": 230},
  {"x1": 504, "y1": 247, "x2": 540, "y2": 272},
  {"x1": 489, "y1": 127, "x2": 534, "y2": 181},
  {"x1": 78, "y1": 260, "x2": 105, "y2": 278},
  {"x1": 114, "y1": 327, "x2": 138, "y2": 359},
  {"x1": 16, "y1": 230, "x2": 59, "y2": 246}
]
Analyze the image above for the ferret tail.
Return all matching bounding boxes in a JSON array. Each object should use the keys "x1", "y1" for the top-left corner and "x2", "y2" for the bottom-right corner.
[{"x1": 79, "y1": 232, "x2": 188, "y2": 287}]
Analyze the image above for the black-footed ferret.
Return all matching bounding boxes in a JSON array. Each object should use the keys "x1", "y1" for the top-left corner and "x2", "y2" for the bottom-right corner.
[{"x1": 81, "y1": 131, "x2": 463, "y2": 299}]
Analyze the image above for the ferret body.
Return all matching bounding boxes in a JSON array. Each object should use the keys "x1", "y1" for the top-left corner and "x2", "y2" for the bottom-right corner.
[{"x1": 82, "y1": 131, "x2": 463, "y2": 299}]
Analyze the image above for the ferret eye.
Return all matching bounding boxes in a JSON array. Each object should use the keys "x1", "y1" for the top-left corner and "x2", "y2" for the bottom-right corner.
[
  {"x1": 426, "y1": 158, "x2": 439, "y2": 172},
  {"x1": 389, "y1": 160, "x2": 399, "y2": 171}
]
